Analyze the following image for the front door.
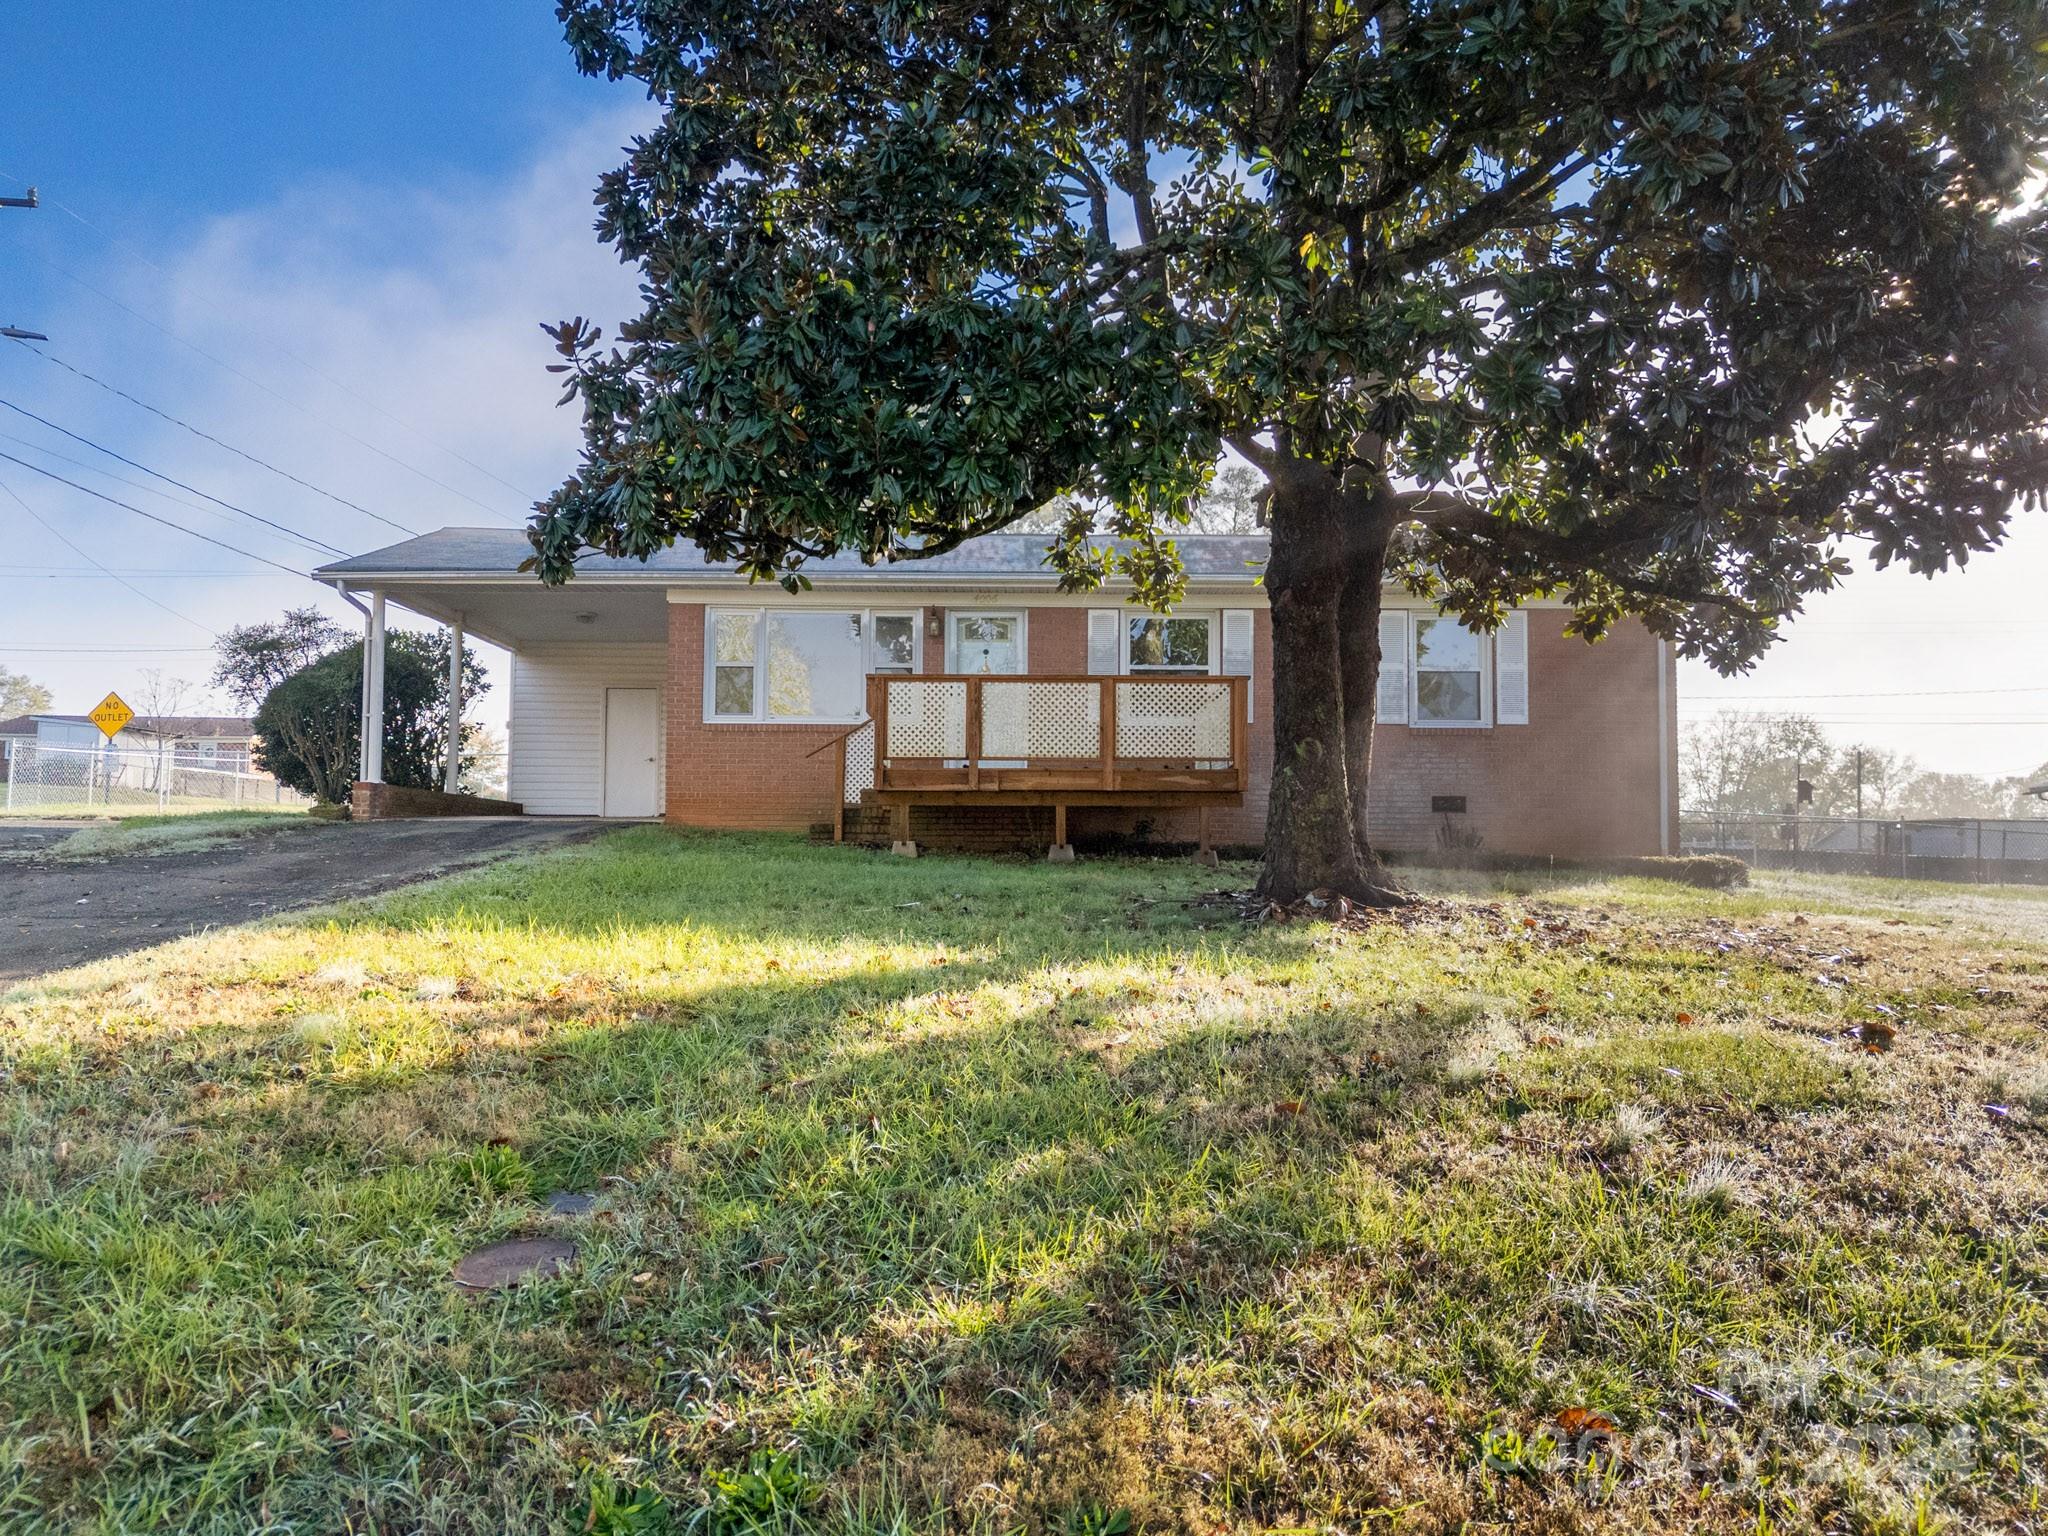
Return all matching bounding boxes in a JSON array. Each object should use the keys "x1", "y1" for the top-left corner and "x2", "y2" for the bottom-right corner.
[
  {"x1": 602, "y1": 687, "x2": 659, "y2": 817},
  {"x1": 947, "y1": 613, "x2": 1025, "y2": 766},
  {"x1": 947, "y1": 612, "x2": 1024, "y2": 675}
]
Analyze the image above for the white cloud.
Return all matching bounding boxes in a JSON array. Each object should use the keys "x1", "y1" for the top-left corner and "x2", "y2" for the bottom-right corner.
[{"x1": 0, "y1": 103, "x2": 653, "y2": 729}]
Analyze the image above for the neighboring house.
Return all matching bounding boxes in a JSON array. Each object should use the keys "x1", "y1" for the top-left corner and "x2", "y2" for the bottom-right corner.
[
  {"x1": 2, "y1": 720, "x2": 258, "y2": 794},
  {"x1": 314, "y1": 530, "x2": 1678, "y2": 859},
  {"x1": 124, "y1": 716, "x2": 260, "y2": 771},
  {"x1": 0, "y1": 714, "x2": 37, "y2": 783},
  {"x1": 14, "y1": 713, "x2": 258, "y2": 769}
]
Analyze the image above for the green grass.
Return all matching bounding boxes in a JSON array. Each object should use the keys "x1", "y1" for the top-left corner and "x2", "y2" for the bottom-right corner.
[
  {"x1": 3, "y1": 831, "x2": 2045, "y2": 1535},
  {"x1": 4, "y1": 810, "x2": 309, "y2": 861}
]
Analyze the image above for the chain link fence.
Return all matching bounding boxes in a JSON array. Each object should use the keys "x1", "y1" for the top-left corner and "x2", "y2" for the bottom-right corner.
[
  {"x1": 2, "y1": 741, "x2": 311, "y2": 816},
  {"x1": 1682, "y1": 814, "x2": 2048, "y2": 884}
]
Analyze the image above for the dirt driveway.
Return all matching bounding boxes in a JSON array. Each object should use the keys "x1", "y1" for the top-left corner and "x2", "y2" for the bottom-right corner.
[{"x1": 0, "y1": 818, "x2": 608, "y2": 983}]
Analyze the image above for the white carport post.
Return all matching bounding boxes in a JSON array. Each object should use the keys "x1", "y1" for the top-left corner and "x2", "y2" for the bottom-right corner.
[
  {"x1": 361, "y1": 589, "x2": 387, "y2": 784},
  {"x1": 442, "y1": 613, "x2": 464, "y2": 792}
]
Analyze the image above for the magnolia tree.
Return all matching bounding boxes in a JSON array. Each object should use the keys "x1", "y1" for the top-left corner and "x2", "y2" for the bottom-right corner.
[{"x1": 533, "y1": 0, "x2": 2048, "y2": 902}]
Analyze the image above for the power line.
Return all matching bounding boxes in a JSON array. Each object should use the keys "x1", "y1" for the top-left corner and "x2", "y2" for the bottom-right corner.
[
  {"x1": 0, "y1": 569, "x2": 268, "y2": 579},
  {"x1": 0, "y1": 425, "x2": 332, "y2": 545},
  {"x1": 1679, "y1": 713, "x2": 2048, "y2": 726},
  {"x1": 1687, "y1": 685, "x2": 2048, "y2": 701},
  {"x1": 0, "y1": 644, "x2": 218, "y2": 654},
  {"x1": 14, "y1": 341, "x2": 422, "y2": 536},
  {"x1": 0, "y1": 397, "x2": 346, "y2": 557},
  {"x1": 0, "y1": 472, "x2": 217, "y2": 637},
  {"x1": 9, "y1": 227, "x2": 527, "y2": 527},
  {"x1": 0, "y1": 450, "x2": 311, "y2": 578},
  {"x1": 0, "y1": 169, "x2": 538, "y2": 508}
]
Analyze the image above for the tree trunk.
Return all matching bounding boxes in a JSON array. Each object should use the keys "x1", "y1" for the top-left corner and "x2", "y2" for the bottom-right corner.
[
  {"x1": 1339, "y1": 480, "x2": 1402, "y2": 886},
  {"x1": 1256, "y1": 467, "x2": 1376, "y2": 903}
]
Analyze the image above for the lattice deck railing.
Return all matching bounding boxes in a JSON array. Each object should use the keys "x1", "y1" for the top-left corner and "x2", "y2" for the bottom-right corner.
[{"x1": 855, "y1": 673, "x2": 1249, "y2": 801}]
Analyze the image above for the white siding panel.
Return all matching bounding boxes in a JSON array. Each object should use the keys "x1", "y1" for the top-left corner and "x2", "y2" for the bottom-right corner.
[{"x1": 509, "y1": 644, "x2": 667, "y2": 816}]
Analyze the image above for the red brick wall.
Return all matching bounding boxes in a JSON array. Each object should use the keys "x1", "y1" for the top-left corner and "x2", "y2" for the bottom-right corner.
[
  {"x1": 666, "y1": 603, "x2": 853, "y2": 830},
  {"x1": 1362, "y1": 612, "x2": 1672, "y2": 859},
  {"x1": 664, "y1": 600, "x2": 1673, "y2": 858}
]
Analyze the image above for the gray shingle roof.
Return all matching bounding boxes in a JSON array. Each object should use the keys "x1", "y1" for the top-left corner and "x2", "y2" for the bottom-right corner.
[{"x1": 315, "y1": 528, "x2": 1270, "y2": 583}]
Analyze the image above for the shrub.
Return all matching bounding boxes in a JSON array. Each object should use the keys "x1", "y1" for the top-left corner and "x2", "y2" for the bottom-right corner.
[{"x1": 1599, "y1": 854, "x2": 1750, "y2": 889}]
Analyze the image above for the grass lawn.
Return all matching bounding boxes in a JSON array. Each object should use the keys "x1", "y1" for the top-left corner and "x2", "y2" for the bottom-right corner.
[
  {"x1": 2, "y1": 811, "x2": 311, "y2": 862},
  {"x1": 0, "y1": 801, "x2": 309, "y2": 821},
  {"x1": 2, "y1": 832, "x2": 2044, "y2": 1535}
]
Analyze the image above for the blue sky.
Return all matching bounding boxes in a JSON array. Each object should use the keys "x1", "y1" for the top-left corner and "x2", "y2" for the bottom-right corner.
[{"x1": 1, "y1": 7, "x2": 2043, "y2": 776}]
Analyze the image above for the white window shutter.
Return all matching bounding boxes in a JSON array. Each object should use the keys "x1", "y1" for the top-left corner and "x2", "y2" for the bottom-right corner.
[
  {"x1": 1376, "y1": 611, "x2": 1409, "y2": 723},
  {"x1": 1222, "y1": 609, "x2": 1255, "y2": 721},
  {"x1": 1496, "y1": 611, "x2": 1529, "y2": 724},
  {"x1": 1087, "y1": 610, "x2": 1120, "y2": 673}
]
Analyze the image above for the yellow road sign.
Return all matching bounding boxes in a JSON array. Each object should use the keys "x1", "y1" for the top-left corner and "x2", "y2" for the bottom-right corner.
[{"x1": 88, "y1": 691, "x2": 134, "y2": 740}]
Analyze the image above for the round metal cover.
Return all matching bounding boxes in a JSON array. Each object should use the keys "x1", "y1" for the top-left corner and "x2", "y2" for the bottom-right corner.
[
  {"x1": 452, "y1": 1236, "x2": 576, "y2": 1292},
  {"x1": 545, "y1": 1190, "x2": 596, "y2": 1216}
]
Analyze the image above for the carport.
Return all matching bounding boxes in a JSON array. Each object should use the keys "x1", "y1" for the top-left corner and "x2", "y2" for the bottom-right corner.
[{"x1": 315, "y1": 532, "x2": 674, "y2": 819}]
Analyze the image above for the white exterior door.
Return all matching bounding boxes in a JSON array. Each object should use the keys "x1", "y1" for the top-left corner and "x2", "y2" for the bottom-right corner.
[
  {"x1": 945, "y1": 613, "x2": 1025, "y2": 766},
  {"x1": 602, "y1": 688, "x2": 660, "y2": 818},
  {"x1": 946, "y1": 612, "x2": 1024, "y2": 674}
]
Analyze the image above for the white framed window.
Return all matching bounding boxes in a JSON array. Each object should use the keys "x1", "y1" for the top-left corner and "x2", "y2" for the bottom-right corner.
[
  {"x1": 1411, "y1": 615, "x2": 1490, "y2": 727},
  {"x1": 869, "y1": 612, "x2": 920, "y2": 673},
  {"x1": 1126, "y1": 614, "x2": 1216, "y2": 674},
  {"x1": 708, "y1": 608, "x2": 763, "y2": 719},
  {"x1": 705, "y1": 608, "x2": 922, "y2": 723}
]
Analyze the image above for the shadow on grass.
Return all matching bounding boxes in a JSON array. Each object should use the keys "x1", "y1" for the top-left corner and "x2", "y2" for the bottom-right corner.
[{"x1": 0, "y1": 828, "x2": 2016, "y2": 1535}]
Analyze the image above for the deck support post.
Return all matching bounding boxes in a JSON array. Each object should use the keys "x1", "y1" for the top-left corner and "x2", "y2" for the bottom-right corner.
[
  {"x1": 1195, "y1": 805, "x2": 1219, "y2": 868},
  {"x1": 891, "y1": 800, "x2": 917, "y2": 856},
  {"x1": 442, "y1": 613, "x2": 464, "y2": 793},
  {"x1": 1048, "y1": 801, "x2": 1074, "y2": 862}
]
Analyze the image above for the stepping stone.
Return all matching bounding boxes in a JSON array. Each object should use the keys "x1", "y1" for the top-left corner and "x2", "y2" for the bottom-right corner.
[
  {"x1": 545, "y1": 1190, "x2": 596, "y2": 1216},
  {"x1": 452, "y1": 1236, "x2": 576, "y2": 1292}
]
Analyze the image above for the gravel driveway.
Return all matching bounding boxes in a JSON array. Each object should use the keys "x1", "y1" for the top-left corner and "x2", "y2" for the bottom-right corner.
[{"x1": 0, "y1": 818, "x2": 608, "y2": 982}]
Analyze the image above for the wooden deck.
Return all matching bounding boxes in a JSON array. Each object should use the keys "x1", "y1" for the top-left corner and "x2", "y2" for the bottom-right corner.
[{"x1": 821, "y1": 673, "x2": 1249, "y2": 850}]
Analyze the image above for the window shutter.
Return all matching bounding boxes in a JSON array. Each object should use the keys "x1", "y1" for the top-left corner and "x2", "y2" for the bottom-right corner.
[
  {"x1": 1376, "y1": 611, "x2": 1409, "y2": 724},
  {"x1": 1087, "y1": 610, "x2": 1120, "y2": 673},
  {"x1": 1222, "y1": 609, "x2": 1254, "y2": 721},
  {"x1": 1496, "y1": 611, "x2": 1529, "y2": 725}
]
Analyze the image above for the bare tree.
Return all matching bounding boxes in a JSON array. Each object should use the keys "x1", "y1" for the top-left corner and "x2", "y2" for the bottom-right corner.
[{"x1": 129, "y1": 671, "x2": 195, "y2": 792}]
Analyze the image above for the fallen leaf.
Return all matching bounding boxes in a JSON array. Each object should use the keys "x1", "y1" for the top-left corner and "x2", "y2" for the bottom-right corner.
[
  {"x1": 1556, "y1": 1406, "x2": 1617, "y2": 1439},
  {"x1": 1675, "y1": 1012, "x2": 1694, "y2": 1025},
  {"x1": 1272, "y1": 1099, "x2": 1304, "y2": 1116}
]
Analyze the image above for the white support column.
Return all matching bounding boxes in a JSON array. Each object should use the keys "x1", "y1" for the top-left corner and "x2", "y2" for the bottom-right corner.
[
  {"x1": 442, "y1": 613, "x2": 464, "y2": 793},
  {"x1": 361, "y1": 589, "x2": 387, "y2": 784}
]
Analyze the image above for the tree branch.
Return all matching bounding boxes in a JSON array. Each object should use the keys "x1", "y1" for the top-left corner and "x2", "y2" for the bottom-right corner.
[
  {"x1": 1225, "y1": 432, "x2": 1282, "y2": 474},
  {"x1": 1395, "y1": 490, "x2": 1765, "y2": 617}
]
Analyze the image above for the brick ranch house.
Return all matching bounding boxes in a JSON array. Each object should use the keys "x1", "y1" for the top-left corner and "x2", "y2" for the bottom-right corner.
[{"x1": 315, "y1": 529, "x2": 1676, "y2": 859}]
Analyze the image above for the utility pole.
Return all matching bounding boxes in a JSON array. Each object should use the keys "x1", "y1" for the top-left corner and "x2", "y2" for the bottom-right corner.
[
  {"x1": 1854, "y1": 748, "x2": 1864, "y2": 821},
  {"x1": 3, "y1": 185, "x2": 47, "y2": 342}
]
